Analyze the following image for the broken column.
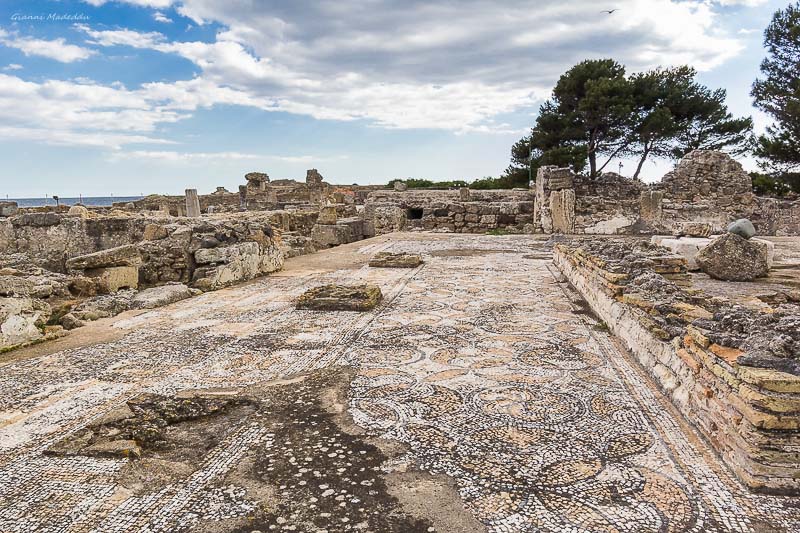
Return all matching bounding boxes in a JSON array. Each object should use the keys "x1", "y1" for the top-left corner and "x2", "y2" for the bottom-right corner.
[
  {"x1": 535, "y1": 166, "x2": 575, "y2": 234},
  {"x1": 185, "y1": 189, "x2": 201, "y2": 218}
]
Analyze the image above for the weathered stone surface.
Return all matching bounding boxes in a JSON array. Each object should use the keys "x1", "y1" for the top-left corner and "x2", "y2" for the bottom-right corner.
[
  {"x1": 393, "y1": 181, "x2": 408, "y2": 192},
  {"x1": 60, "y1": 312, "x2": 85, "y2": 330},
  {"x1": 185, "y1": 189, "x2": 201, "y2": 218},
  {"x1": 297, "y1": 284, "x2": 383, "y2": 311},
  {"x1": 727, "y1": 218, "x2": 756, "y2": 239},
  {"x1": 85, "y1": 265, "x2": 139, "y2": 293},
  {"x1": 131, "y1": 283, "x2": 194, "y2": 309},
  {"x1": 651, "y1": 236, "x2": 711, "y2": 271},
  {"x1": 369, "y1": 252, "x2": 423, "y2": 268},
  {"x1": 11, "y1": 212, "x2": 60, "y2": 227},
  {"x1": 0, "y1": 201, "x2": 18, "y2": 217},
  {"x1": 696, "y1": 233, "x2": 769, "y2": 281},
  {"x1": 311, "y1": 224, "x2": 352, "y2": 248},
  {"x1": 142, "y1": 223, "x2": 168, "y2": 241},
  {"x1": 0, "y1": 297, "x2": 48, "y2": 348},
  {"x1": 550, "y1": 189, "x2": 575, "y2": 234},
  {"x1": 73, "y1": 290, "x2": 135, "y2": 320},
  {"x1": 317, "y1": 205, "x2": 338, "y2": 225},
  {"x1": 67, "y1": 205, "x2": 90, "y2": 218},
  {"x1": 678, "y1": 223, "x2": 712, "y2": 238},
  {"x1": 66, "y1": 244, "x2": 142, "y2": 270}
]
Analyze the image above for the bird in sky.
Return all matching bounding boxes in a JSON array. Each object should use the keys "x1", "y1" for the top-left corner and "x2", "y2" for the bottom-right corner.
[{"x1": 601, "y1": 9, "x2": 619, "y2": 14}]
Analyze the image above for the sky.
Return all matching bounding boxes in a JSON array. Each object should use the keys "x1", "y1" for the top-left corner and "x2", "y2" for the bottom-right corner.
[{"x1": 0, "y1": 0, "x2": 787, "y2": 197}]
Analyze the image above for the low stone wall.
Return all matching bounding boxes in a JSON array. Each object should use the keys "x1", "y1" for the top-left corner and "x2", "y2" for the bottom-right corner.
[
  {"x1": 534, "y1": 151, "x2": 800, "y2": 236},
  {"x1": 554, "y1": 240, "x2": 800, "y2": 494},
  {"x1": 364, "y1": 189, "x2": 534, "y2": 234}
]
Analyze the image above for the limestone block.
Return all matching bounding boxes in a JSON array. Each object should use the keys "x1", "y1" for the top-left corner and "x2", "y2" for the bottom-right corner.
[
  {"x1": 0, "y1": 201, "x2": 18, "y2": 217},
  {"x1": 85, "y1": 265, "x2": 139, "y2": 293},
  {"x1": 696, "y1": 233, "x2": 770, "y2": 281},
  {"x1": 131, "y1": 283, "x2": 194, "y2": 309},
  {"x1": 185, "y1": 189, "x2": 201, "y2": 218},
  {"x1": 550, "y1": 189, "x2": 575, "y2": 233},
  {"x1": 11, "y1": 212, "x2": 60, "y2": 227},
  {"x1": 0, "y1": 297, "x2": 48, "y2": 348},
  {"x1": 651, "y1": 237, "x2": 712, "y2": 270},
  {"x1": 67, "y1": 205, "x2": 90, "y2": 218},
  {"x1": 66, "y1": 244, "x2": 141, "y2": 270},
  {"x1": 296, "y1": 284, "x2": 383, "y2": 311},
  {"x1": 317, "y1": 206, "x2": 338, "y2": 225},
  {"x1": 639, "y1": 191, "x2": 663, "y2": 222},
  {"x1": 369, "y1": 252, "x2": 423, "y2": 268},
  {"x1": 584, "y1": 215, "x2": 635, "y2": 235},
  {"x1": 143, "y1": 223, "x2": 168, "y2": 241},
  {"x1": 311, "y1": 224, "x2": 352, "y2": 248}
]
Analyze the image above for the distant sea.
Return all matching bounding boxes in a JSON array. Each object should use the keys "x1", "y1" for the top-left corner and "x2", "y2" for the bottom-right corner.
[{"x1": 6, "y1": 196, "x2": 144, "y2": 208}]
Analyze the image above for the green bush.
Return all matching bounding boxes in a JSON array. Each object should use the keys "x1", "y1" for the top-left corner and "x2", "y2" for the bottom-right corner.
[{"x1": 751, "y1": 172, "x2": 793, "y2": 196}]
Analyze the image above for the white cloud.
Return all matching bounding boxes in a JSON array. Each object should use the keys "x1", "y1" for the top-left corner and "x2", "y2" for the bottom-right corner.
[
  {"x1": 82, "y1": 0, "x2": 174, "y2": 7},
  {"x1": 73, "y1": 0, "x2": 749, "y2": 133},
  {"x1": 153, "y1": 11, "x2": 173, "y2": 23},
  {"x1": 1, "y1": 0, "x2": 758, "y2": 148},
  {"x1": 0, "y1": 30, "x2": 95, "y2": 63},
  {"x1": 108, "y1": 150, "x2": 348, "y2": 164},
  {"x1": 2, "y1": 63, "x2": 22, "y2": 71}
]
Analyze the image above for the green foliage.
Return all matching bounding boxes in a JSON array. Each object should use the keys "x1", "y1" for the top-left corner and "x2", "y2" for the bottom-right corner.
[
  {"x1": 751, "y1": 172, "x2": 793, "y2": 196},
  {"x1": 469, "y1": 175, "x2": 528, "y2": 189},
  {"x1": 387, "y1": 178, "x2": 470, "y2": 189},
  {"x1": 752, "y1": 1, "x2": 800, "y2": 173},
  {"x1": 508, "y1": 59, "x2": 752, "y2": 180},
  {"x1": 627, "y1": 66, "x2": 752, "y2": 178}
]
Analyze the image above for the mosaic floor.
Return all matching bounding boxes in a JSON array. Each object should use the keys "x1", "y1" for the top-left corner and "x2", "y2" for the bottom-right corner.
[{"x1": 0, "y1": 233, "x2": 798, "y2": 532}]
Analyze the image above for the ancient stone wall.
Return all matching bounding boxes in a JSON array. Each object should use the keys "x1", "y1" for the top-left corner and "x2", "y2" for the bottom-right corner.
[
  {"x1": 533, "y1": 151, "x2": 800, "y2": 236},
  {"x1": 364, "y1": 189, "x2": 534, "y2": 234},
  {"x1": 554, "y1": 240, "x2": 800, "y2": 494}
]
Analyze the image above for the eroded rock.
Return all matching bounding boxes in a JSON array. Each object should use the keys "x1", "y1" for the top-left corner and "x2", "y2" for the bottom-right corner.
[
  {"x1": 297, "y1": 284, "x2": 383, "y2": 311},
  {"x1": 131, "y1": 283, "x2": 195, "y2": 309},
  {"x1": 696, "y1": 233, "x2": 769, "y2": 281},
  {"x1": 369, "y1": 252, "x2": 423, "y2": 268}
]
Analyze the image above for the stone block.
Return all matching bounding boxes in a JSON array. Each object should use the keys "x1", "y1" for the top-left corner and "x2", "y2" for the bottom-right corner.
[
  {"x1": 0, "y1": 201, "x2": 18, "y2": 217},
  {"x1": 185, "y1": 189, "x2": 201, "y2": 218},
  {"x1": 85, "y1": 265, "x2": 139, "y2": 293},
  {"x1": 311, "y1": 224, "x2": 352, "y2": 248},
  {"x1": 651, "y1": 237, "x2": 711, "y2": 271},
  {"x1": 696, "y1": 233, "x2": 769, "y2": 281},
  {"x1": 317, "y1": 206, "x2": 338, "y2": 225},
  {"x1": 131, "y1": 283, "x2": 194, "y2": 309},
  {"x1": 11, "y1": 212, "x2": 60, "y2": 227},
  {"x1": 67, "y1": 244, "x2": 142, "y2": 270},
  {"x1": 297, "y1": 284, "x2": 383, "y2": 311},
  {"x1": 369, "y1": 252, "x2": 423, "y2": 268},
  {"x1": 67, "y1": 205, "x2": 90, "y2": 218}
]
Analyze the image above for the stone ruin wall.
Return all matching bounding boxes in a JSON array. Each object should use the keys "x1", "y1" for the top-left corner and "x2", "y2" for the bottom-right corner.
[
  {"x1": 554, "y1": 240, "x2": 800, "y2": 494},
  {"x1": 535, "y1": 150, "x2": 800, "y2": 236},
  {"x1": 364, "y1": 189, "x2": 534, "y2": 234}
]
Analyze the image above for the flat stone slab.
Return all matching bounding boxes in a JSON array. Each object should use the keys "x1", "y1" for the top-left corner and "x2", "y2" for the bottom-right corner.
[
  {"x1": 296, "y1": 284, "x2": 383, "y2": 311},
  {"x1": 368, "y1": 252, "x2": 423, "y2": 268},
  {"x1": 66, "y1": 244, "x2": 141, "y2": 270}
]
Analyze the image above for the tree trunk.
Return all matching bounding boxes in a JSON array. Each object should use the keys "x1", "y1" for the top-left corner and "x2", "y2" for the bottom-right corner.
[
  {"x1": 588, "y1": 131, "x2": 598, "y2": 178},
  {"x1": 633, "y1": 144, "x2": 651, "y2": 180}
]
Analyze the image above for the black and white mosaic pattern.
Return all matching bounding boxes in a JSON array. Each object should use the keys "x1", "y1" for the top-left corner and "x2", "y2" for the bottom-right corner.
[{"x1": 0, "y1": 234, "x2": 797, "y2": 532}]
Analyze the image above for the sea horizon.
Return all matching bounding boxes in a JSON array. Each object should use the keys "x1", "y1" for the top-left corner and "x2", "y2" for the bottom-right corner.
[{"x1": 6, "y1": 196, "x2": 144, "y2": 208}]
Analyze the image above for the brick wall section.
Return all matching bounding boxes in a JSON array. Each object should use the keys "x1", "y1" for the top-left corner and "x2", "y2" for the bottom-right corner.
[{"x1": 554, "y1": 242, "x2": 800, "y2": 494}]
